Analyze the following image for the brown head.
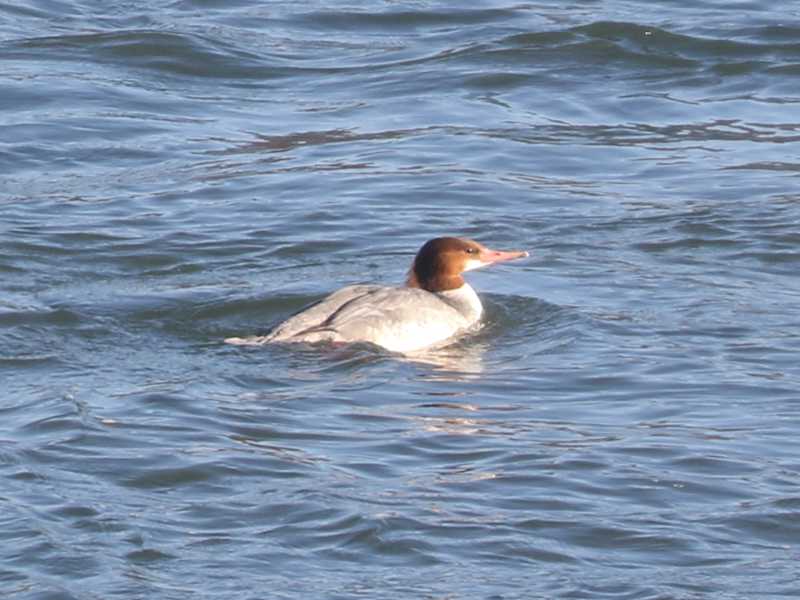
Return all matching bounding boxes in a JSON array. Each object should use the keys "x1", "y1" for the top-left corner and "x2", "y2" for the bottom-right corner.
[{"x1": 406, "y1": 237, "x2": 528, "y2": 292}]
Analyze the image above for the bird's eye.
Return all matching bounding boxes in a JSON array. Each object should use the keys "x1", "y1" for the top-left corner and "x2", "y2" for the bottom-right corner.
[{"x1": 465, "y1": 247, "x2": 477, "y2": 254}]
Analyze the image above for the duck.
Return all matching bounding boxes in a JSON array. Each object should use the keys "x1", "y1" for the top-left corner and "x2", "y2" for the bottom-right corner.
[{"x1": 225, "y1": 237, "x2": 528, "y2": 353}]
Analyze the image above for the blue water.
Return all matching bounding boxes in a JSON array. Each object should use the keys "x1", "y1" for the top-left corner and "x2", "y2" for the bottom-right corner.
[{"x1": 2, "y1": 1, "x2": 800, "y2": 598}]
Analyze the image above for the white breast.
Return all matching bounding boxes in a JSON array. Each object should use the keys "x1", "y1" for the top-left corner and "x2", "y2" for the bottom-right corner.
[{"x1": 437, "y1": 283, "x2": 483, "y2": 323}]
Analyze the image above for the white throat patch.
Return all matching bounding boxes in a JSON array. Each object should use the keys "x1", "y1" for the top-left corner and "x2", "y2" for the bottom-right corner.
[{"x1": 462, "y1": 258, "x2": 486, "y2": 272}]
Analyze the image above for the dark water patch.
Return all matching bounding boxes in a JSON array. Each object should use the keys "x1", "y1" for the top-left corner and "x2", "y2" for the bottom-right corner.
[
  {"x1": 636, "y1": 235, "x2": 743, "y2": 252},
  {"x1": 228, "y1": 420, "x2": 358, "y2": 446},
  {"x1": 317, "y1": 514, "x2": 442, "y2": 566},
  {"x1": 125, "y1": 547, "x2": 175, "y2": 563},
  {"x1": 214, "y1": 127, "x2": 425, "y2": 155},
  {"x1": 0, "y1": 348, "x2": 61, "y2": 370},
  {"x1": 486, "y1": 36, "x2": 699, "y2": 72},
  {"x1": 459, "y1": 120, "x2": 800, "y2": 151},
  {"x1": 768, "y1": 63, "x2": 800, "y2": 75},
  {"x1": 4, "y1": 239, "x2": 80, "y2": 258},
  {"x1": 576, "y1": 21, "x2": 800, "y2": 61},
  {"x1": 9, "y1": 30, "x2": 277, "y2": 79},
  {"x1": 712, "y1": 60, "x2": 773, "y2": 76},
  {"x1": 740, "y1": 23, "x2": 800, "y2": 43},
  {"x1": 123, "y1": 462, "x2": 239, "y2": 490},
  {"x1": 718, "y1": 509, "x2": 800, "y2": 546},
  {"x1": 724, "y1": 160, "x2": 800, "y2": 172},
  {"x1": 733, "y1": 249, "x2": 800, "y2": 265},
  {"x1": 297, "y1": 7, "x2": 520, "y2": 31},
  {"x1": 669, "y1": 454, "x2": 765, "y2": 476},
  {"x1": 452, "y1": 21, "x2": 800, "y2": 87}
]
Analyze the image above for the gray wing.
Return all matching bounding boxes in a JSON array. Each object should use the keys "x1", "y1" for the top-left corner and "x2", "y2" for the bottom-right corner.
[
  {"x1": 225, "y1": 285, "x2": 383, "y2": 346},
  {"x1": 313, "y1": 287, "x2": 470, "y2": 350},
  {"x1": 266, "y1": 285, "x2": 385, "y2": 341}
]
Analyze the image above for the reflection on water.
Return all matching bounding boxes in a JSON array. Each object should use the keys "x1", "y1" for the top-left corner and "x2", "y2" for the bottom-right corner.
[
  {"x1": 404, "y1": 340, "x2": 488, "y2": 378},
  {"x1": 226, "y1": 329, "x2": 490, "y2": 380}
]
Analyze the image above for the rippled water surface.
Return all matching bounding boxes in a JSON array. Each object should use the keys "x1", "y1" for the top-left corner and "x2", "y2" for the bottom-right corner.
[{"x1": 2, "y1": 1, "x2": 800, "y2": 598}]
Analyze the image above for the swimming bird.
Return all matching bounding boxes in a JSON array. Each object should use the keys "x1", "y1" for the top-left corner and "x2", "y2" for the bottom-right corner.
[{"x1": 225, "y1": 237, "x2": 528, "y2": 353}]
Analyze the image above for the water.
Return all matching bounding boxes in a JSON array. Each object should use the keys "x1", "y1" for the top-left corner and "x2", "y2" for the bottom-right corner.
[{"x1": 2, "y1": 1, "x2": 800, "y2": 598}]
